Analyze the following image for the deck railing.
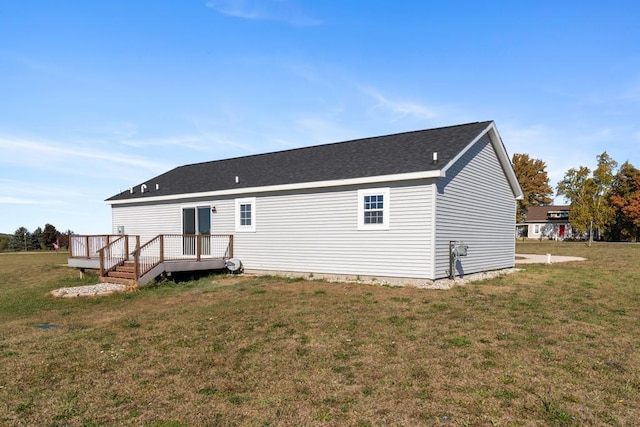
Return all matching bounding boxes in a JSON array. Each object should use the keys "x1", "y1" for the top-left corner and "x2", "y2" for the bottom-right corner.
[
  {"x1": 69, "y1": 235, "x2": 139, "y2": 259},
  {"x1": 133, "y1": 234, "x2": 233, "y2": 280},
  {"x1": 98, "y1": 235, "x2": 129, "y2": 277}
]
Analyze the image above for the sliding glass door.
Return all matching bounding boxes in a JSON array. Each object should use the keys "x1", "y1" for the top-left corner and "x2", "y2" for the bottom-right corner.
[{"x1": 182, "y1": 206, "x2": 211, "y2": 257}]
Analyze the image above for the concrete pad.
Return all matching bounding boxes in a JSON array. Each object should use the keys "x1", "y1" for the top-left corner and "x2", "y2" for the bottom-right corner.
[{"x1": 516, "y1": 254, "x2": 586, "y2": 264}]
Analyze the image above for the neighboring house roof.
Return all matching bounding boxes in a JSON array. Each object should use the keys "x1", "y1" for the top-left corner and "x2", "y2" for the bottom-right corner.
[
  {"x1": 524, "y1": 205, "x2": 571, "y2": 223},
  {"x1": 107, "y1": 121, "x2": 523, "y2": 204}
]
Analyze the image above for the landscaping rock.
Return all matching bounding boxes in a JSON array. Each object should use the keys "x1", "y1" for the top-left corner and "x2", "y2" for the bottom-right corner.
[{"x1": 50, "y1": 283, "x2": 129, "y2": 298}]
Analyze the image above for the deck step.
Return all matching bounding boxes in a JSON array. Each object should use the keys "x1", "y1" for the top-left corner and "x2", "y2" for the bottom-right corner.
[
  {"x1": 106, "y1": 270, "x2": 136, "y2": 279},
  {"x1": 115, "y1": 265, "x2": 136, "y2": 273}
]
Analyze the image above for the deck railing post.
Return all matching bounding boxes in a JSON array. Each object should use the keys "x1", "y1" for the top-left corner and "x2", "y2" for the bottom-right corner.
[
  {"x1": 159, "y1": 235, "x2": 164, "y2": 263},
  {"x1": 134, "y1": 247, "x2": 140, "y2": 281},
  {"x1": 85, "y1": 236, "x2": 90, "y2": 259},
  {"x1": 99, "y1": 248, "x2": 105, "y2": 277},
  {"x1": 124, "y1": 235, "x2": 129, "y2": 261},
  {"x1": 228, "y1": 235, "x2": 234, "y2": 258},
  {"x1": 196, "y1": 234, "x2": 201, "y2": 261}
]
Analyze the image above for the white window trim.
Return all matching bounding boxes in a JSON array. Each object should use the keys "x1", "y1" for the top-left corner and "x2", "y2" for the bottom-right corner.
[
  {"x1": 235, "y1": 197, "x2": 256, "y2": 232},
  {"x1": 357, "y1": 188, "x2": 390, "y2": 231}
]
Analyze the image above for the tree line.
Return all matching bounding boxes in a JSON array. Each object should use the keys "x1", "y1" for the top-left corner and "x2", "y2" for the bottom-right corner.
[
  {"x1": 513, "y1": 152, "x2": 640, "y2": 243},
  {"x1": 0, "y1": 224, "x2": 74, "y2": 252}
]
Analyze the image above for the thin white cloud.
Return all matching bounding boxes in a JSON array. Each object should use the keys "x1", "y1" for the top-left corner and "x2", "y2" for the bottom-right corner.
[
  {"x1": 499, "y1": 123, "x2": 550, "y2": 155},
  {"x1": 0, "y1": 196, "x2": 40, "y2": 205},
  {"x1": 121, "y1": 132, "x2": 255, "y2": 154},
  {"x1": 206, "y1": 0, "x2": 323, "y2": 27},
  {"x1": 120, "y1": 135, "x2": 210, "y2": 151},
  {"x1": 359, "y1": 86, "x2": 441, "y2": 121},
  {"x1": 0, "y1": 136, "x2": 168, "y2": 172},
  {"x1": 74, "y1": 121, "x2": 138, "y2": 140},
  {"x1": 294, "y1": 115, "x2": 357, "y2": 145},
  {"x1": 0, "y1": 179, "x2": 88, "y2": 199},
  {"x1": 621, "y1": 79, "x2": 640, "y2": 103},
  {"x1": 0, "y1": 50, "x2": 65, "y2": 77}
]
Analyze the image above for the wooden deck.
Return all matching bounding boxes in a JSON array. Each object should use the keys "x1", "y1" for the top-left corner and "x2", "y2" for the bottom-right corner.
[{"x1": 68, "y1": 234, "x2": 234, "y2": 286}]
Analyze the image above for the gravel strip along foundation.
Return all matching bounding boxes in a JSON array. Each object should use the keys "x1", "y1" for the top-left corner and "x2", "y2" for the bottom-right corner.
[{"x1": 51, "y1": 283, "x2": 129, "y2": 298}]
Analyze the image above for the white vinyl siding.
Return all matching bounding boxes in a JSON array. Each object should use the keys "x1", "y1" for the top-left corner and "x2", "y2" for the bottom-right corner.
[
  {"x1": 112, "y1": 182, "x2": 435, "y2": 279},
  {"x1": 111, "y1": 199, "x2": 236, "y2": 244},
  {"x1": 433, "y1": 135, "x2": 516, "y2": 279},
  {"x1": 232, "y1": 182, "x2": 434, "y2": 279},
  {"x1": 112, "y1": 203, "x2": 183, "y2": 244}
]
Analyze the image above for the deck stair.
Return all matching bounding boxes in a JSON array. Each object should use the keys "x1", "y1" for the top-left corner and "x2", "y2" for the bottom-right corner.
[{"x1": 100, "y1": 261, "x2": 137, "y2": 287}]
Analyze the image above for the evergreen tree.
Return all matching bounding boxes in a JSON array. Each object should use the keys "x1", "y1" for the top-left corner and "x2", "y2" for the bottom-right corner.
[
  {"x1": 9, "y1": 227, "x2": 30, "y2": 251},
  {"x1": 42, "y1": 224, "x2": 60, "y2": 250},
  {"x1": 0, "y1": 234, "x2": 9, "y2": 252},
  {"x1": 31, "y1": 227, "x2": 43, "y2": 250}
]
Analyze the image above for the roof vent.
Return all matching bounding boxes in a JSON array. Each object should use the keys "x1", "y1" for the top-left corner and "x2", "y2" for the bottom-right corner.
[
  {"x1": 156, "y1": 183, "x2": 160, "y2": 191},
  {"x1": 129, "y1": 187, "x2": 133, "y2": 194},
  {"x1": 235, "y1": 176, "x2": 239, "y2": 184},
  {"x1": 432, "y1": 152, "x2": 438, "y2": 162},
  {"x1": 141, "y1": 184, "x2": 147, "y2": 193}
]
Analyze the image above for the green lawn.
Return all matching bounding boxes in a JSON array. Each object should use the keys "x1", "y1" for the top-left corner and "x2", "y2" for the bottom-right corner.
[{"x1": 0, "y1": 244, "x2": 639, "y2": 426}]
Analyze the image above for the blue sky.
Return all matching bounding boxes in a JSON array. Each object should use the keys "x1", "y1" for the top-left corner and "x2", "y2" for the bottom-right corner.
[{"x1": 1, "y1": 0, "x2": 639, "y2": 235}]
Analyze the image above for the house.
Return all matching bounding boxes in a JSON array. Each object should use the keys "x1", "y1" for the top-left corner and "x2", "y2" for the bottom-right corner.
[
  {"x1": 518, "y1": 205, "x2": 573, "y2": 240},
  {"x1": 103, "y1": 121, "x2": 523, "y2": 283}
]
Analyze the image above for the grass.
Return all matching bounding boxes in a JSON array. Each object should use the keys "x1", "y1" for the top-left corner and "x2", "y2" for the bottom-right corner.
[{"x1": 0, "y1": 243, "x2": 639, "y2": 425}]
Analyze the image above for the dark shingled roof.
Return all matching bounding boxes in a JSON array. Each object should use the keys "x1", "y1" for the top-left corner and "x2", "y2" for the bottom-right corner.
[
  {"x1": 107, "y1": 121, "x2": 493, "y2": 201},
  {"x1": 524, "y1": 205, "x2": 571, "y2": 222}
]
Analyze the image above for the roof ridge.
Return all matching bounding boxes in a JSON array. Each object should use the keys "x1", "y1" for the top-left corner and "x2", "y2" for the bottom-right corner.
[{"x1": 175, "y1": 121, "x2": 492, "y2": 170}]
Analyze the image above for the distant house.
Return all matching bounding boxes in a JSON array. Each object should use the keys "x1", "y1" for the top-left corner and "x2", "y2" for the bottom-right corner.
[
  {"x1": 102, "y1": 121, "x2": 523, "y2": 283},
  {"x1": 519, "y1": 205, "x2": 573, "y2": 240}
]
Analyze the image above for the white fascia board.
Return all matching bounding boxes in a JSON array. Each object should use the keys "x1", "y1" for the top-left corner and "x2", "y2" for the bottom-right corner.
[
  {"x1": 106, "y1": 169, "x2": 444, "y2": 205},
  {"x1": 440, "y1": 121, "x2": 524, "y2": 200}
]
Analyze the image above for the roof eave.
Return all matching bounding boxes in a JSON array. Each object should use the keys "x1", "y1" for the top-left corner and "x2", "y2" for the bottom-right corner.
[{"x1": 106, "y1": 169, "x2": 444, "y2": 205}]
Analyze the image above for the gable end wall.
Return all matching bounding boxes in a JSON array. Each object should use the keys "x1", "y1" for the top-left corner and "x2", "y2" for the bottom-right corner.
[{"x1": 434, "y1": 135, "x2": 516, "y2": 278}]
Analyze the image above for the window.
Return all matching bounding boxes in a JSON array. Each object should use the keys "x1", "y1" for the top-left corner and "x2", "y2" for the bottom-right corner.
[
  {"x1": 534, "y1": 224, "x2": 540, "y2": 234},
  {"x1": 235, "y1": 198, "x2": 256, "y2": 232},
  {"x1": 240, "y1": 203, "x2": 252, "y2": 226},
  {"x1": 358, "y1": 188, "x2": 390, "y2": 230},
  {"x1": 364, "y1": 195, "x2": 384, "y2": 224}
]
